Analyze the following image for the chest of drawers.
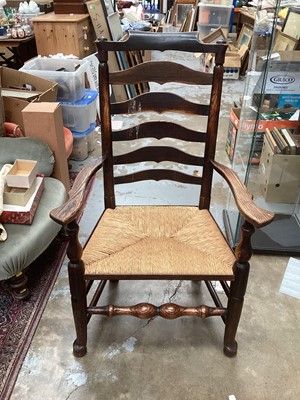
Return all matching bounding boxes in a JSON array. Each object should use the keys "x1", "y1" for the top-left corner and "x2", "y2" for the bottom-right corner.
[{"x1": 32, "y1": 12, "x2": 96, "y2": 59}]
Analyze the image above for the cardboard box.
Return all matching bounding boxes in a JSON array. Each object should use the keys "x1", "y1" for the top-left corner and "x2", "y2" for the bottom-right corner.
[
  {"x1": 4, "y1": 178, "x2": 37, "y2": 206},
  {"x1": 0, "y1": 176, "x2": 44, "y2": 225},
  {"x1": 203, "y1": 50, "x2": 240, "y2": 79},
  {"x1": 226, "y1": 108, "x2": 299, "y2": 162},
  {"x1": 6, "y1": 160, "x2": 38, "y2": 188},
  {"x1": 201, "y1": 44, "x2": 248, "y2": 80},
  {"x1": 22, "y1": 102, "x2": 70, "y2": 192},
  {"x1": 230, "y1": 108, "x2": 299, "y2": 133},
  {"x1": 1, "y1": 66, "x2": 58, "y2": 131},
  {"x1": 253, "y1": 65, "x2": 300, "y2": 109},
  {"x1": 259, "y1": 136, "x2": 300, "y2": 203}
]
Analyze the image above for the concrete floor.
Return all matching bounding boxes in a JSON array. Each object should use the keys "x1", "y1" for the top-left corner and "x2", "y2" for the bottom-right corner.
[{"x1": 10, "y1": 52, "x2": 300, "y2": 399}]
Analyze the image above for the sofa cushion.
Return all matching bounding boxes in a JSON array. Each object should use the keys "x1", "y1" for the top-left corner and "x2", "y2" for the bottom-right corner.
[{"x1": 0, "y1": 137, "x2": 54, "y2": 177}]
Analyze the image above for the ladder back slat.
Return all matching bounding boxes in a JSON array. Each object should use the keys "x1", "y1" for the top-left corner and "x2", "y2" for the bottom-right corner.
[
  {"x1": 112, "y1": 122, "x2": 206, "y2": 143},
  {"x1": 114, "y1": 169, "x2": 202, "y2": 185},
  {"x1": 111, "y1": 92, "x2": 209, "y2": 116},
  {"x1": 113, "y1": 147, "x2": 205, "y2": 166},
  {"x1": 110, "y1": 61, "x2": 213, "y2": 85}
]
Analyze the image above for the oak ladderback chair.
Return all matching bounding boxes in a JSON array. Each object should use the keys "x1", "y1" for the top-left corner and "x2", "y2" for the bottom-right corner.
[{"x1": 50, "y1": 32, "x2": 274, "y2": 358}]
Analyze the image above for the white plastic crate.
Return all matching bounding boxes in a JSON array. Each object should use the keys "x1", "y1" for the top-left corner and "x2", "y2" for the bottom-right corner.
[
  {"x1": 20, "y1": 57, "x2": 88, "y2": 102},
  {"x1": 200, "y1": 0, "x2": 232, "y2": 5},
  {"x1": 60, "y1": 89, "x2": 98, "y2": 132},
  {"x1": 198, "y1": 3, "x2": 233, "y2": 26}
]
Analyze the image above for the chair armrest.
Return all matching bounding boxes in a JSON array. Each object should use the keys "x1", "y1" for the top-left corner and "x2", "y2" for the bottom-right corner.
[
  {"x1": 211, "y1": 160, "x2": 274, "y2": 228},
  {"x1": 50, "y1": 158, "x2": 105, "y2": 225}
]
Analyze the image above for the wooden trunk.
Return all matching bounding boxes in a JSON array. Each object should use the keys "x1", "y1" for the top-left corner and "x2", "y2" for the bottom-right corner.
[
  {"x1": 53, "y1": 3, "x2": 88, "y2": 14},
  {"x1": 32, "y1": 12, "x2": 96, "y2": 59}
]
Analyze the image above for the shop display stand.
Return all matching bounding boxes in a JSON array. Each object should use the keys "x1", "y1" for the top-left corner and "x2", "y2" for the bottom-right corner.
[{"x1": 224, "y1": 0, "x2": 300, "y2": 255}]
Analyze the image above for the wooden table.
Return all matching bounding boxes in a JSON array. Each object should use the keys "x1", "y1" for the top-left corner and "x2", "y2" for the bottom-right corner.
[
  {"x1": 0, "y1": 35, "x2": 37, "y2": 69},
  {"x1": 236, "y1": 9, "x2": 255, "y2": 34}
]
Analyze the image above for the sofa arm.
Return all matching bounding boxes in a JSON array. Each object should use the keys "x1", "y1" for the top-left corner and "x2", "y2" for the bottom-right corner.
[{"x1": 0, "y1": 137, "x2": 55, "y2": 177}]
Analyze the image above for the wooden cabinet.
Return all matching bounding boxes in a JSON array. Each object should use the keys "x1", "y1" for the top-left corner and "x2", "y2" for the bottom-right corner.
[{"x1": 32, "y1": 12, "x2": 96, "y2": 59}]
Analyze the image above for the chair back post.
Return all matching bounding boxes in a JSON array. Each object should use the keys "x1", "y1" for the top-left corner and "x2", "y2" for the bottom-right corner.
[
  {"x1": 98, "y1": 38, "x2": 116, "y2": 209},
  {"x1": 199, "y1": 53, "x2": 225, "y2": 210}
]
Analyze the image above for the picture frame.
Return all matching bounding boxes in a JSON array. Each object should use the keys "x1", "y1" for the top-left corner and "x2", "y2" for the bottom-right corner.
[
  {"x1": 273, "y1": 31, "x2": 298, "y2": 51},
  {"x1": 201, "y1": 27, "x2": 227, "y2": 44},
  {"x1": 179, "y1": 7, "x2": 196, "y2": 32},
  {"x1": 236, "y1": 23, "x2": 253, "y2": 50},
  {"x1": 86, "y1": 0, "x2": 128, "y2": 101},
  {"x1": 175, "y1": 3, "x2": 193, "y2": 27},
  {"x1": 282, "y1": 7, "x2": 300, "y2": 41},
  {"x1": 107, "y1": 11, "x2": 124, "y2": 41}
]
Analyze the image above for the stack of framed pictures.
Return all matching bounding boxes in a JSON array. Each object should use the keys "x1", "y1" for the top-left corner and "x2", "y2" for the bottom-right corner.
[
  {"x1": 275, "y1": 7, "x2": 300, "y2": 51},
  {"x1": 86, "y1": 0, "x2": 149, "y2": 101}
]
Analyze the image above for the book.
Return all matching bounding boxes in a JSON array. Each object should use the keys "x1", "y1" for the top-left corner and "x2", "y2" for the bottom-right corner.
[
  {"x1": 0, "y1": 176, "x2": 44, "y2": 225},
  {"x1": 280, "y1": 128, "x2": 297, "y2": 155},
  {"x1": 270, "y1": 128, "x2": 286, "y2": 153},
  {"x1": 265, "y1": 128, "x2": 279, "y2": 154},
  {"x1": 273, "y1": 127, "x2": 290, "y2": 155}
]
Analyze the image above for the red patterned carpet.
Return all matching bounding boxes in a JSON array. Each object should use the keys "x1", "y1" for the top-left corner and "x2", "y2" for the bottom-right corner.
[
  {"x1": 0, "y1": 235, "x2": 69, "y2": 400},
  {"x1": 0, "y1": 170, "x2": 94, "y2": 400}
]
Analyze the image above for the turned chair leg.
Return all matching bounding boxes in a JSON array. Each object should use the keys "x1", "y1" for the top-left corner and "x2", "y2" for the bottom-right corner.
[
  {"x1": 68, "y1": 260, "x2": 88, "y2": 357},
  {"x1": 223, "y1": 261, "x2": 250, "y2": 357},
  {"x1": 8, "y1": 271, "x2": 30, "y2": 300}
]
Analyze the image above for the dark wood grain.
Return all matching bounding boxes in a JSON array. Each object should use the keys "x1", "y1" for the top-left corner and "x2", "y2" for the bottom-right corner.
[
  {"x1": 211, "y1": 160, "x2": 275, "y2": 228},
  {"x1": 114, "y1": 146, "x2": 204, "y2": 166},
  {"x1": 114, "y1": 169, "x2": 202, "y2": 185},
  {"x1": 109, "y1": 61, "x2": 213, "y2": 85},
  {"x1": 97, "y1": 31, "x2": 227, "y2": 58},
  {"x1": 50, "y1": 159, "x2": 105, "y2": 225},
  {"x1": 87, "y1": 303, "x2": 227, "y2": 319},
  {"x1": 111, "y1": 92, "x2": 209, "y2": 116},
  {"x1": 112, "y1": 121, "x2": 206, "y2": 142}
]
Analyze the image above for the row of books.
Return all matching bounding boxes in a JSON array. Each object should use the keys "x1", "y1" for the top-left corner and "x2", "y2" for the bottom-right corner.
[{"x1": 265, "y1": 127, "x2": 300, "y2": 155}]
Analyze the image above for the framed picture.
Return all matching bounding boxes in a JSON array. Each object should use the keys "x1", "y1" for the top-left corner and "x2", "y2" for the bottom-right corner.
[
  {"x1": 179, "y1": 6, "x2": 196, "y2": 32},
  {"x1": 273, "y1": 31, "x2": 298, "y2": 51},
  {"x1": 107, "y1": 12, "x2": 124, "y2": 41},
  {"x1": 201, "y1": 27, "x2": 227, "y2": 44},
  {"x1": 282, "y1": 7, "x2": 300, "y2": 40},
  {"x1": 236, "y1": 23, "x2": 253, "y2": 50},
  {"x1": 175, "y1": 3, "x2": 193, "y2": 27}
]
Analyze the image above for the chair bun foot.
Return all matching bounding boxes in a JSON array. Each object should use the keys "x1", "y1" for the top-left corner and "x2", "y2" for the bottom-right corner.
[
  {"x1": 73, "y1": 340, "x2": 87, "y2": 357},
  {"x1": 223, "y1": 341, "x2": 238, "y2": 357}
]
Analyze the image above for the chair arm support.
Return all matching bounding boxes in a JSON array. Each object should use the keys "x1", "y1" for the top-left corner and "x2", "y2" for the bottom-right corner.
[
  {"x1": 211, "y1": 160, "x2": 274, "y2": 228},
  {"x1": 50, "y1": 158, "x2": 105, "y2": 226}
]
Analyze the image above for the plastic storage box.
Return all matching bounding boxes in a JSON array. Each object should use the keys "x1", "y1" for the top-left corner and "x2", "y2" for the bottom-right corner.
[
  {"x1": 20, "y1": 57, "x2": 88, "y2": 102},
  {"x1": 60, "y1": 89, "x2": 98, "y2": 132},
  {"x1": 200, "y1": 0, "x2": 232, "y2": 5},
  {"x1": 71, "y1": 122, "x2": 96, "y2": 161},
  {"x1": 198, "y1": 3, "x2": 233, "y2": 26}
]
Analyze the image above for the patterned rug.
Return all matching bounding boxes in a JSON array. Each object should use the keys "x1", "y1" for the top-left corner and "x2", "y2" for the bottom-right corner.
[
  {"x1": 0, "y1": 171, "x2": 94, "y2": 400},
  {"x1": 0, "y1": 236, "x2": 69, "y2": 400}
]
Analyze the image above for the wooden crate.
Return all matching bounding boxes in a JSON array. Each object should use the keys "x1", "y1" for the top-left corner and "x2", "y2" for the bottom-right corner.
[{"x1": 32, "y1": 12, "x2": 96, "y2": 59}]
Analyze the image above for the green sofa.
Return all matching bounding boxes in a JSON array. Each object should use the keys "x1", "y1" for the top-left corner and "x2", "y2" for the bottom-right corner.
[{"x1": 0, "y1": 137, "x2": 68, "y2": 299}]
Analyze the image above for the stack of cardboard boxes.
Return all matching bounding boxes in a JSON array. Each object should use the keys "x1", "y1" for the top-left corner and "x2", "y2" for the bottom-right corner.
[
  {"x1": 0, "y1": 160, "x2": 44, "y2": 225},
  {"x1": 20, "y1": 57, "x2": 98, "y2": 161}
]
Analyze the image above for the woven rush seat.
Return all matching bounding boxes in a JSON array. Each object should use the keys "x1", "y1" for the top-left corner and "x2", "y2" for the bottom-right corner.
[{"x1": 83, "y1": 206, "x2": 235, "y2": 278}]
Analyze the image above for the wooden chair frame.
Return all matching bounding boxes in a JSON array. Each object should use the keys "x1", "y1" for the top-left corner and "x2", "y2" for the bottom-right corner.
[{"x1": 51, "y1": 32, "x2": 274, "y2": 358}]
